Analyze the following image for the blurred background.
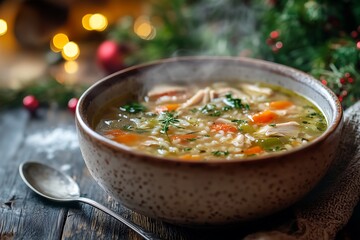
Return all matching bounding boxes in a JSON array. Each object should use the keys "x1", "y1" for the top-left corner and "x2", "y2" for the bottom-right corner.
[{"x1": 0, "y1": 0, "x2": 360, "y2": 111}]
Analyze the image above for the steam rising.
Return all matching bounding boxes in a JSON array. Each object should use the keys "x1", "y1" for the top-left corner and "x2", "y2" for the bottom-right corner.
[
  {"x1": 173, "y1": 1, "x2": 257, "y2": 56},
  {"x1": 139, "y1": 1, "x2": 258, "y2": 99}
]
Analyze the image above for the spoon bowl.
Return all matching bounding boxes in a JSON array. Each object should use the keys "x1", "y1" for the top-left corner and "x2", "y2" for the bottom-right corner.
[
  {"x1": 19, "y1": 161, "x2": 160, "y2": 240},
  {"x1": 19, "y1": 162, "x2": 80, "y2": 201}
]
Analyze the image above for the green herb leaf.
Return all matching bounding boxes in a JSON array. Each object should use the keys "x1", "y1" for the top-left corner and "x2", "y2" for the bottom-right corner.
[
  {"x1": 223, "y1": 94, "x2": 249, "y2": 110},
  {"x1": 120, "y1": 102, "x2": 146, "y2": 113},
  {"x1": 200, "y1": 104, "x2": 223, "y2": 117},
  {"x1": 231, "y1": 119, "x2": 248, "y2": 124},
  {"x1": 211, "y1": 150, "x2": 230, "y2": 156},
  {"x1": 122, "y1": 125, "x2": 133, "y2": 131},
  {"x1": 159, "y1": 111, "x2": 181, "y2": 135}
]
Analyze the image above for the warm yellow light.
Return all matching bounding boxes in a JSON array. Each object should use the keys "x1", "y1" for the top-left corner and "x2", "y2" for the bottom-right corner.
[
  {"x1": 62, "y1": 41, "x2": 80, "y2": 61},
  {"x1": 134, "y1": 16, "x2": 156, "y2": 40},
  {"x1": 82, "y1": 14, "x2": 92, "y2": 31},
  {"x1": 64, "y1": 60, "x2": 79, "y2": 74},
  {"x1": 89, "y1": 13, "x2": 108, "y2": 31},
  {"x1": 0, "y1": 19, "x2": 8, "y2": 36},
  {"x1": 137, "y1": 22, "x2": 152, "y2": 37},
  {"x1": 51, "y1": 33, "x2": 69, "y2": 52}
]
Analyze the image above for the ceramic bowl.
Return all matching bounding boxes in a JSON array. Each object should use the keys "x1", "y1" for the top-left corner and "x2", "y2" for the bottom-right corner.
[{"x1": 75, "y1": 56, "x2": 343, "y2": 225}]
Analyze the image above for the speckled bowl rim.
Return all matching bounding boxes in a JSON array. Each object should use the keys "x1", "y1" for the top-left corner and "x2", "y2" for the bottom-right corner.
[{"x1": 76, "y1": 56, "x2": 343, "y2": 165}]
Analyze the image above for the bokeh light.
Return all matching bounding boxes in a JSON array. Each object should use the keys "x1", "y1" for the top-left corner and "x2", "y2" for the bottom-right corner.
[
  {"x1": 62, "y1": 41, "x2": 80, "y2": 61},
  {"x1": 51, "y1": 33, "x2": 69, "y2": 52},
  {"x1": 134, "y1": 16, "x2": 156, "y2": 40},
  {"x1": 82, "y1": 14, "x2": 92, "y2": 31},
  {"x1": 83, "y1": 13, "x2": 108, "y2": 31},
  {"x1": 89, "y1": 13, "x2": 108, "y2": 31},
  {"x1": 0, "y1": 19, "x2": 8, "y2": 36},
  {"x1": 64, "y1": 60, "x2": 79, "y2": 74}
]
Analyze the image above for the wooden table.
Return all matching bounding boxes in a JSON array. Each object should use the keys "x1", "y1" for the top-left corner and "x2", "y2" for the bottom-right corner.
[{"x1": 1, "y1": 108, "x2": 359, "y2": 240}]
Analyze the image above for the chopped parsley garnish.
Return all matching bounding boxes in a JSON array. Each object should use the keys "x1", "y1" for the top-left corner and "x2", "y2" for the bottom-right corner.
[
  {"x1": 231, "y1": 119, "x2": 248, "y2": 124},
  {"x1": 223, "y1": 94, "x2": 250, "y2": 110},
  {"x1": 183, "y1": 147, "x2": 192, "y2": 152},
  {"x1": 159, "y1": 112, "x2": 181, "y2": 135},
  {"x1": 212, "y1": 150, "x2": 230, "y2": 156},
  {"x1": 186, "y1": 138, "x2": 197, "y2": 142},
  {"x1": 201, "y1": 104, "x2": 222, "y2": 117},
  {"x1": 269, "y1": 123, "x2": 277, "y2": 127},
  {"x1": 316, "y1": 122, "x2": 327, "y2": 131},
  {"x1": 222, "y1": 106, "x2": 232, "y2": 111},
  {"x1": 120, "y1": 102, "x2": 146, "y2": 113},
  {"x1": 122, "y1": 125, "x2": 133, "y2": 131},
  {"x1": 302, "y1": 121, "x2": 309, "y2": 124}
]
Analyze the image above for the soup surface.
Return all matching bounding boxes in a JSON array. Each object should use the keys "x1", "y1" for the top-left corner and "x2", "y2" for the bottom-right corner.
[{"x1": 95, "y1": 82, "x2": 327, "y2": 161}]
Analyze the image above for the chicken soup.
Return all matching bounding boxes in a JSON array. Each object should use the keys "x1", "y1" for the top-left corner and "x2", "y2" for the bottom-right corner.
[{"x1": 95, "y1": 82, "x2": 327, "y2": 160}]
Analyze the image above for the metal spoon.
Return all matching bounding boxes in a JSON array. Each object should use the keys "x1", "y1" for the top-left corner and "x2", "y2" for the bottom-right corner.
[{"x1": 19, "y1": 161, "x2": 160, "y2": 240}]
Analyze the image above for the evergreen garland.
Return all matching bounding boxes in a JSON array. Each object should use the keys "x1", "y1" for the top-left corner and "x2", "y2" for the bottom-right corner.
[
  {"x1": 0, "y1": 78, "x2": 86, "y2": 110},
  {"x1": 253, "y1": 0, "x2": 360, "y2": 107},
  {"x1": 2, "y1": 0, "x2": 359, "y2": 109}
]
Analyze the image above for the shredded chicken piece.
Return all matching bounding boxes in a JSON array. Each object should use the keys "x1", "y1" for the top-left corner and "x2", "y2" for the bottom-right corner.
[
  {"x1": 179, "y1": 88, "x2": 212, "y2": 109},
  {"x1": 240, "y1": 83, "x2": 273, "y2": 96},
  {"x1": 214, "y1": 118, "x2": 233, "y2": 124},
  {"x1": 215, "y1": 87, "x2": 249, "y2": 101},
  {"x1": 245, "y1": 133, "x2": 256, "y2": 142},
  {"x1": 231, "y1": 134, "x2": 245, "y2": 147},
  {"x1": 147, "y1": 85, "x2": 187, "y2": 100},
  {"x1": 257, "y1": 121, "x2": 300, "y2": 137}
]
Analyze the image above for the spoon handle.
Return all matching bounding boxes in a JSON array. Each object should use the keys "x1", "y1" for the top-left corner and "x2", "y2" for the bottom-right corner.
[{"x1": 77, "y1": 197, "x2": 161, "y2": 240}]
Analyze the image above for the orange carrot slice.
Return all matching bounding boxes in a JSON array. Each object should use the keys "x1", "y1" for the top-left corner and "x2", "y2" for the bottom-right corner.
[
  {"x1": 170, "y1": 134, "x2": 198, "y2": 143},
  {"x1": 155, "y1": 103, "x2": 181, "y2": 113},
  {"x1": 105, "y1": 129, "x2": 143, "y2": 144},
  {"x1": 179, "y1": 154, "x2": 202, "y2": 161},
  {"x1": 244, "y1": 146, "x2": 264, "y2": 155},
  {"x1": 269, "y1": 100, "x2": 293, "y2": 110},
  {"x1": 251, "y1": 110, "x2": 277, "y2": 124},
  {"x1": 210, "y1": 123, "x2": 238, "y2": 133}
]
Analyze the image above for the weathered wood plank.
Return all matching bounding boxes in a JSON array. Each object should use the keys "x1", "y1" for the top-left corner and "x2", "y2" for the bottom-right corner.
[{"x1": 0, "y1": 108, "x2": 80, "y2": 240}]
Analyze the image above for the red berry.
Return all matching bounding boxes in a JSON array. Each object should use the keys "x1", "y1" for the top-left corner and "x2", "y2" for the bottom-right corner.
[
  {"x1": 321, "y1": 79, "x2": 328, "y2": 85},
  {"x1": 275, "y1": 41, "x2": 283, "y2": 49},
  {"x1": 347, "y1": 77, "x2": 354, "y2": 83},
  {"x1": 97, "y1": 40, "x2": 125, "y2": 74},
  {"x1": 344, "y1": 72, "x2": 351, "y2": 78},
  {"x1": 357, "y1": 41, "x2": 360, "y2": 50},
  {"x1": 339, "y1": 78, "x2": 346, "y2": 84},
  {"x1": 68, "y1": 98, "x2": 78, "y2": 113},
  {"x1": 270, "y1": 31, "x2": 280, "y2": 39},
  {"x1": 23, "y1": 95, "x2": 39, "y2": 112}
]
